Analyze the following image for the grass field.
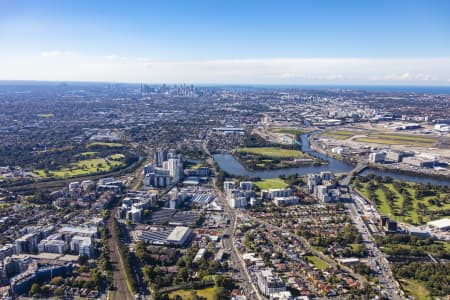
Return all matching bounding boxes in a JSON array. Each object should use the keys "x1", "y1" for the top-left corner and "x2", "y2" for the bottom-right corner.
[
  {"x1": 254, "y1": 178, "x2": 288, "y2": 190},
  {"x1": 35, "y1": 155, "x2": 125, "y2": 178},
  {"x1": 374, "y1": 188, "x2": 393, "y2": 217},
  {"x1": 168, "y1": 287, "x2": 217, "y2": 300},
  {"x1": 321, "y1": 130, "x2": 358, "y2": 140},
  {"x1": 399, "y1": 279, "x2": 431, "y2": 300},
  {"x1": 355, "y1": 133, "x2": 438, "y2": 147},
  {"x1": 323, "y1": 129, "x2": 438, "y2": 147},
  {"x1": 271, "y1": 128, "x2": 308, "y2": 136},
  {"x1": 356, "y1": 180, "x2": 450, "y2": 224},
  {"x1": 79, "y1": 151, "x2": 97, "y2": 157},
  {"x1": 191, "y1": 163, "x2": 205, "y2": 169},
  {"x1": 312, "y1": 245, "x2": 327, "y2": 253},
  {"x1": 237, "y1": 147, "x2": 309, "y2": 158},
  {"x1": 305, "y1": 255, "x2": 329, "y2": 270},
  {"x1": 87, "y1": 142, "x2": 123, "y2": 148},
  {"x1": 0, "y1": 203, "x2": 13, "y2": 210}
]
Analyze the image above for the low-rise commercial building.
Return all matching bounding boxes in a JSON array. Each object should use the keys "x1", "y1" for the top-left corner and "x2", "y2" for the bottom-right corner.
[
  {"x1": 402, "y1": 155, "x2": 436, "y2": 168},
  {"x1": 369, "y1": 152, "x2": 386, "y2": 163},
  {"x1": 262, "y1": 189, "x2": 293, "y2": 200},
  {"x1": 273, "y1": 196, "x2": 299, "y2": 206}
]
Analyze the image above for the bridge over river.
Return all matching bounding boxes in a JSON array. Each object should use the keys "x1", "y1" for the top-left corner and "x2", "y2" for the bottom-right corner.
[{"x1": 340, "y1": 162, "x2": 369, "y2": 185}]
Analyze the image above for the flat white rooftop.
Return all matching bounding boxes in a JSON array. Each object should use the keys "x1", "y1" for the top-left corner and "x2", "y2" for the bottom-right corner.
[
  {"x1": 59, "y1": 226, "x2": 97, "y2": 236},
  {"x1": 428, "y1": 218, "x2": 450, "y2": 230},
  {"x1": 166, "y1": 226, "x2": 190, "y2": 242}
]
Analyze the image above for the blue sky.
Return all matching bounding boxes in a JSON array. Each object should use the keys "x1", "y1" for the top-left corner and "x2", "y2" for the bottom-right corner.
[{"x1": 1, "y1": 0, "x2": 450, "y2": 84}]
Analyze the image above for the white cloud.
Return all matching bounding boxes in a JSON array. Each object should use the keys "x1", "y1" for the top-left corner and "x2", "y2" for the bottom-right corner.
[
  {"x1": 103, "y1": 54, "x2": 129, "y2": 61},
  {"x1": 381, "y1": 72, "x2": 437, "y2": 81},
  {"x1": 2, "y1": 55, "x2": 450, "y2": 85},
  {"x1": 40, "y1": 50, "x2": 61, "y2": 57},
  {"x1": 40, "y1": 50, "x2": 76, "y2": 57}
]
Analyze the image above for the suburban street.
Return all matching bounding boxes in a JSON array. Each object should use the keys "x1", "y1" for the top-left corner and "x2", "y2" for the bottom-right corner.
[{"x1": 212, "y1": 178, "x2": 262, "y2": 300}]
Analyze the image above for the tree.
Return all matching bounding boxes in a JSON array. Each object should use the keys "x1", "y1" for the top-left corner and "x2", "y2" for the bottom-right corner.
[
  {"x1": 78, "y1": 265, "x2": 89, "y2": 273},
  {"x1": 216, "y1": 275, "x2": 234, "y2": 290},
  {"x1": 90, "y1": 268, "x2": 103, "y2": 289},
  {"x1": 49, "y1": 276, "x2": 64, "y2": 286},
  {"x1": 176, "y1": 257, "x2": 186, "y2": 267},
  {"x1": 135, "y1": 241, "x2": 148, "y2": 264},
  {"x1": 41, "y1": 285, "x2": 51, "y2": 295},
  {"x1": 214, "y1": 286, "x2": 226, "y2": 300},
  {"x1": 32, "y1": 190, "x2": 52, "y2": 204},
  {"x1": 154, "y1": 293, "x2": 169, "y2": 300},
  {"x1": 78, "y1": 254, "x2": 89, "y2": 265},
  {"x1": 30, "y1": 283, "x2": 41, "y2": 296},
  {"x1": 177, "y1": 267, "x2": 189, "y2": 283},
  {"x1": 143, "y1": 265, "x2": 154, "y2": 284},
  {"x1": 54, "y1": 287, "x2": 65, "y2": 297},
  {"x1": 208, "y1": 260, "x2": 220, "y2": 274}
]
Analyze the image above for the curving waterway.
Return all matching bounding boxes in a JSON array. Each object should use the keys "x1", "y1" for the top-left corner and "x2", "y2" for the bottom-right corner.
[{"x1": 213, "y1": 132, "x2": 450, "y2": 186}]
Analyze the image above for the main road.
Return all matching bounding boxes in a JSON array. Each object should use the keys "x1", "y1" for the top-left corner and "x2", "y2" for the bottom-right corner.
[
  {"x1": 347, "y1": 193, "x2": 404, "y2": 300},
  {"x1": 211, "y1": 177, "x2": 262, "y2": 300}
]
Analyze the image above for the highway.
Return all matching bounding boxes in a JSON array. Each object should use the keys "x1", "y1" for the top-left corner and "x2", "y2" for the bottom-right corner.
[{"x1": 347, "y1": 192, "x2": 404, "y2": 300}]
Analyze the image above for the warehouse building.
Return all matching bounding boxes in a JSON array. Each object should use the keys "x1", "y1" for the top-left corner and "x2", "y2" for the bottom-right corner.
[
  {"x1": 136, "y1": 226, "x2": 192, "y2": 246},
  {"x1": 166, "y1": 226, "x2": 192, "y2": 246}
]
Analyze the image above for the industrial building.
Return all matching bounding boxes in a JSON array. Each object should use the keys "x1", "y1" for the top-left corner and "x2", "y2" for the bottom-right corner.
[
  {"x1": 384, "y1": 150, "x2": 413, "y2": 163},
  {"x1": 402, "y1": 155, "x2": 436, "y2": 168},
  {"x1": 166, "y1": 226, "x2": 192, "y2": 246},
  {"x1": 136, "y1": 226, "x2": 192, "y2": 246}
]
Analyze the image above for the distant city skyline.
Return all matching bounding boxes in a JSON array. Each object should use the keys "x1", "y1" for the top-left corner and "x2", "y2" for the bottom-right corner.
[{"x1": 1, "y1": 0, "x2": 450, "y2": 85}]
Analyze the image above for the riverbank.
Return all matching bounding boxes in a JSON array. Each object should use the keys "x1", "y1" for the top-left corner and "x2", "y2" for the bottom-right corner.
[
  {"x1": 367, "y1": 163, "x2": 450, "y2": 182},
  {"x1": 213, "y1": 132, "x2": 449, "y2": 186},
  {"x1": 307, "y1": 131, "x2": 449, "y2": 186}
]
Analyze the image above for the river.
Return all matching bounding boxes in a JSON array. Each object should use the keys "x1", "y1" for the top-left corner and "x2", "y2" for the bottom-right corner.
[{"x1": 213, "y1": 133, "x2": 450, "y2": 186}]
